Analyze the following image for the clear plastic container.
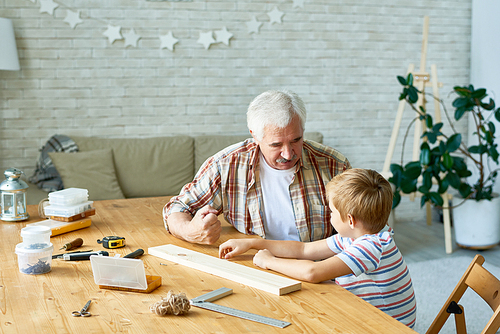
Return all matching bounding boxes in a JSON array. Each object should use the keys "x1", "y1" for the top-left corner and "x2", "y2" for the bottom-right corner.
[
  {"x1": 44, "y1": 201, "x2": 93, "y2": 217},
  {"x1": 90, "y1": 255, "x2": 148, "y2": 290},
  {"x1": 48, "y1": 188, "x2": 88, "y2": 206},
  {"x1": 15, "y1": 243, "x2": 53, "y2": 275},
  {"x1": 20, "y1": 225, "x2": 52, "y2": 249}
]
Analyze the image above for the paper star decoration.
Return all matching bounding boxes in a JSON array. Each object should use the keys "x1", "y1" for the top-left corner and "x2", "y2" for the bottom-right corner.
[
  {"x1": 292, "y1": 0, "x2": 305, "y2": 8},
  {"x1": 197, "y1": 31, "x2": 216, "y2": 50},
  {"x1": 214, "y1": 26, "x2": 233, "y2": 46},
  {"x1": 39, "y1": 0, "x2": 59, "y2": 16},
  {"x1": 103, "y1": 25, "x2": 123, "y2": 44},
  {"x1": 64, "y1": 10, "x2": 83, "y2": 29},
  {"x1": 268, "y1": 7, "x2": 284, "y2": 24},
  {"x1": 159, "y1": 31, "x2": 179, "y2": 51},
  {"x1": 123, "y1": 29, "x2": 141, "y2": 47},
  {"x1": 246, "y1": 17, "x2": 263, "y2": 34}
]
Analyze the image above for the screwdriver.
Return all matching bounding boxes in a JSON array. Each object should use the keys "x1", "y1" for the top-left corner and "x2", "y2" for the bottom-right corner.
[
  {"x1": 52, "y1": 249, "x2": 93, "y2": 259},
  {"x1": 60, "y1": 238, "x2": 84, "y2": 251},
  {"x1": 62, "y1": 251, "x2": 109, "y2": 261},
  {"x1": 123, "y1": 249, "x2": 144, "y2": 259}
]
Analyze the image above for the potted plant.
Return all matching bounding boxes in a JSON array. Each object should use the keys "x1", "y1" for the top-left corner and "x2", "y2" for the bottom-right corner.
[{"x1": 389, "y1": 73, "x2": 500, "y2": 249}]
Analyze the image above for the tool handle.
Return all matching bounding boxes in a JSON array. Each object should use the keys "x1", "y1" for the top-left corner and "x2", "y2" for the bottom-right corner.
[
  {"x1": 123, "y1": 249, "x2": 144, "y2": 259},
  {"x1": 52, "y1": 250, "x2": 93, "y2": 259},
  {"x1": 61, "y1": 238, "x2": 84, "y2": 251},
  {"x1": 63, "y1": 251, "x2": 109, "y2": 261}
]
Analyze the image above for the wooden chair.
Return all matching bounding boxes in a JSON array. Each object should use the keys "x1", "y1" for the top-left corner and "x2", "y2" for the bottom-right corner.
[{"x1": 426, "y1": 254, "x2": 500, "y2": 334}]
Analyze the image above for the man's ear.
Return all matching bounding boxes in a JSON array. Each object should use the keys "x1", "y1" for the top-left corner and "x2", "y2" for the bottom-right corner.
[{"x1": 250, "y1": 130, "x2": 259, "y2": 143}]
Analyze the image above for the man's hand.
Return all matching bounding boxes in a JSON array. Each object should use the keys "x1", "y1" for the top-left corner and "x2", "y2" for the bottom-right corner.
[
  {"x1": 219, "y1": 239, "x2": 254, "y2": 259},
  {"x1": 253, "y1": 249, "x2": 275, "y2": 269},
  {"x1": 167, "y1": 205, "x2": 222, "y2": 245},
  {"x1": 186, "y1": 205, "x2": 222, "y2": 245}
]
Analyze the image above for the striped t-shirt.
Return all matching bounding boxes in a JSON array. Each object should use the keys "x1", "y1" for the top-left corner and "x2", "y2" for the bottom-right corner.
[{"x1": 326, "y1": 225, "x2": 417, "y2": 328}]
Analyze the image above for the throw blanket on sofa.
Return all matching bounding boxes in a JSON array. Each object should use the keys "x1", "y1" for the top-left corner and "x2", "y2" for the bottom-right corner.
[{"x1": 29, "y1": 134, "x2": 78, "y2": 192}]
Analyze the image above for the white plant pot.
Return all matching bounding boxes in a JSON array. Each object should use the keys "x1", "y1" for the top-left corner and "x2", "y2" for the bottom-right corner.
[{"x1": 453, "y1": 195, "x2": 500, "y2": 249}]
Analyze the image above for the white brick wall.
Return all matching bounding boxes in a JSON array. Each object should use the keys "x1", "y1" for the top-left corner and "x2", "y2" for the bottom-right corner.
[{"x1": 0, "y1": 0, "x2": 472, "y2": 219}]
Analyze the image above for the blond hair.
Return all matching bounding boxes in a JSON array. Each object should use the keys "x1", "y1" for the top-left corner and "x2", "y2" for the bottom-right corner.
[{"x1": 326, "y1": 168, "x2": 393, "y2": 233}]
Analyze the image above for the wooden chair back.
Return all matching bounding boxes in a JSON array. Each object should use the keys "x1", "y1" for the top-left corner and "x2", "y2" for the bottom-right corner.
[{"x1": 426, "y1": 254, "x2": 500, "y2": 334}]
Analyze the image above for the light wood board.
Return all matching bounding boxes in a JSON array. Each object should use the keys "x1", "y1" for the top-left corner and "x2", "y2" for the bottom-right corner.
[
  {"x1": 148, "y1": 244, "x2": 302, "y2": 296},
  {"x1": 2, "y1": 197, "x2": 416, "y2": 333},
  {"x1": 29, "y1": 217, "x2": 92, "y2": 236}
]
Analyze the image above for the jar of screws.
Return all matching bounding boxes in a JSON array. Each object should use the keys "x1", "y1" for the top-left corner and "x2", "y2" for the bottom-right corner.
[{"x1": 15, "y1": 225, "x2": 54, "y2": 275}]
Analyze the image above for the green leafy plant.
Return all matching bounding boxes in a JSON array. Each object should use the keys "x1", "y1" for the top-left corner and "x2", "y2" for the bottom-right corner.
[{"x1": 389, "y1": 73, "x2": 500, "y2": 209}]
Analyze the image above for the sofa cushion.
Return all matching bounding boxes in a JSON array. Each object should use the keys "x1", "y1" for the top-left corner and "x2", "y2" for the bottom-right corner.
[
  {"x1": 194, "y1": 132, "x2": 324, "y2": 171},
  {"x1": 194, "y1": 135, "x2": 251, "y2": 171},
  {"x1": 70, "y1": 136, "x2": 194, "y2": 198},
  {"x1": 49, "y1": 149, "x2": 125, "y2": 201}
]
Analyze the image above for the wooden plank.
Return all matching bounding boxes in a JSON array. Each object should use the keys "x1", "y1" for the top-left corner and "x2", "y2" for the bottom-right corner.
[
  {"x1": 49, "y1": 208, "x2": 96, "y2": 222},
  {"x1": 29, "y1": 217, "x2": 92, "y2": 236},
  {"x1": 148, "y1": 244, "x2": 301, "y2": 296}
]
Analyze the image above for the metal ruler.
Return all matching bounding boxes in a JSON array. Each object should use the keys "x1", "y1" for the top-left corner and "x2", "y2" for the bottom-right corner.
[{"x1": 190, "y1": 287, "x2": 291, "y2": 328}]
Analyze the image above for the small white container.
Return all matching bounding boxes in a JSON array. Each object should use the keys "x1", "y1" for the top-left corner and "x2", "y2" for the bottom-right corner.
[
  {"x1": 20, "y1": 225, "x2": 52, "y2": 249},
  {"x1": 48, "y1": 188, "x2": 88, "y2": 206},
  {"x1": 44, "y1": 201, "x2": 93, "y2": 218},
  {"x1": 15, "y1": 243, "x2": 54, "y2": 275}
]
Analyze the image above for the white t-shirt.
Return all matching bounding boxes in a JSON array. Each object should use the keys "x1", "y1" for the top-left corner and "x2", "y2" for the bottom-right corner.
[{"x1": 259, "y1": 153, "x2": 299, "y2": 240}]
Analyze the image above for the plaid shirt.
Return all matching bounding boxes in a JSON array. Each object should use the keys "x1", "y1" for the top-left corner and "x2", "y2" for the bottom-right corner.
[{"x1": 163, "y1": 139, "x2": 351, "y2": 242}]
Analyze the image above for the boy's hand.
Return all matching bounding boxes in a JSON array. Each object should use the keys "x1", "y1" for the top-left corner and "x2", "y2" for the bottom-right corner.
[
  {"x1": 253, "y1": 249, "x2": 274, "y2": 269},
  {"x1": 219, "y1": 239, "x2": 253, "y2": 259}
]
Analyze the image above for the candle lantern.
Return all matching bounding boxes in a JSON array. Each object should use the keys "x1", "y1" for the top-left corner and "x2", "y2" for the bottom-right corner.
[{"x1": 0, "y1": 168, "x2": 29, "y2": 221}]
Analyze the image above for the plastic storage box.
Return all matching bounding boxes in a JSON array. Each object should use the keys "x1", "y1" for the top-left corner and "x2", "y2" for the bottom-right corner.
[
  {"x1": 48, "y1": 188, "x2": 88, "y2": 206},
  {"x1": 20, "y1": 225, "x2": 52, "y2": 249},
  {"x1": 44, "y1": 201, "x2": 93, "y2": 217},
  {"x1": 16, "y1": 225, "x2": 54, "y2": 275},
  {"x1": 90, "y1": 255, "x2": 161, "y2": 293},
  {"x1": 15, "y1": 243, "x2": 53, "y2": 275}
]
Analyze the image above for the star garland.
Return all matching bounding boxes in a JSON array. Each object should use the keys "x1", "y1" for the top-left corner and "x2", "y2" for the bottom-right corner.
[
  {"x1": 268, "y1": 7, "x2": 284, "y2": 25},
  {"x1": 63, "y1": 10, "x2": 82, "y2": 29},
  {"x1": 30, "y1": 0, "x2": 305, "y2": 52},
  {"x1": 160, "y1": 32, "x2": 179, "y2": 51}
]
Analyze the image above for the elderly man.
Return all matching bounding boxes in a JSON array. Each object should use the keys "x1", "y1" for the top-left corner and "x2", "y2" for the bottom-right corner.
[{"x1": 163, "y1": 90, "x2": 351, "y2": 245}]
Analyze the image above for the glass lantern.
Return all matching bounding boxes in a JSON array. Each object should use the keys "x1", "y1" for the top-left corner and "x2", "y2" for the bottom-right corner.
[{"x1": 0, "y1": 168, "x2": 29, "y2": 221}]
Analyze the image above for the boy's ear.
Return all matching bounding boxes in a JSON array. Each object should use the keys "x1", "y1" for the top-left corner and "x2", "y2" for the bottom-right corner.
[{"x1": 347, "y1": 214, "x2": 356, "y2": 229}]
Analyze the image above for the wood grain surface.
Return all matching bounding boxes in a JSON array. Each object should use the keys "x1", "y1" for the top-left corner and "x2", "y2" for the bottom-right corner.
[{"x1": 0, "y1": 196, "x2": 416, "y2": 333}]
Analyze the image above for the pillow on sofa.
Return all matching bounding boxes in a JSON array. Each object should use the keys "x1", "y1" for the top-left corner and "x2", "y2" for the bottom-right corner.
[
  {"x1": 194, "y1": 135, "x2": 251, "y2": 171},
  {"x1": 48, "y1": 149, "x2": 125, "y2": 201},
  {"x1": 70, "y1": 136, "x2": 194, "y2": 198}
]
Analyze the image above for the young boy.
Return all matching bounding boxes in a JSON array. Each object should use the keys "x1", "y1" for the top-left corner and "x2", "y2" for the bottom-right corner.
[{"x1": 219, "y1": 168, "x2": 416, "y2": 328}]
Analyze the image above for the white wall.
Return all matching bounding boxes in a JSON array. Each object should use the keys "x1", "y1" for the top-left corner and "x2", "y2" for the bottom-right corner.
[
  {"x1": 0, "y1": 1, "x2": 473, "y2": 218},
  {"x1": 470, "y1": 0, "x2": 500, "y2": 193}
]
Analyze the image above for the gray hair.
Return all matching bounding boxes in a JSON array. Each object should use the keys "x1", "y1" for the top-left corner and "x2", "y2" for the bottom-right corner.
[{"x1": 246, "y1": 90, "x2": 307, "y2": 141}]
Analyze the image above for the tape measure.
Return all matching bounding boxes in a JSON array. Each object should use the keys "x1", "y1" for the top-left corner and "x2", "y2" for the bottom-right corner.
[
  {"x1": 190, "y1": 288, "x2": 291, "y2": 328},
  {"x1": 97, "y1": 236, "x2": 125, "y2": 249}
]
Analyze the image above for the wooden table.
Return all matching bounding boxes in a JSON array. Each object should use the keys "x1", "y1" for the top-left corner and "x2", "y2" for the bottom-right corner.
[{"x1": 0, "y1": 197, "x2": 416, "y2": 333}]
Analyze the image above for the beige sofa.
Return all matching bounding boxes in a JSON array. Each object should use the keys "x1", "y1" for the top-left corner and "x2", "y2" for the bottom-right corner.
[{"x1": 26, "y1": 132, "x2": 323, "y2": 205}]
